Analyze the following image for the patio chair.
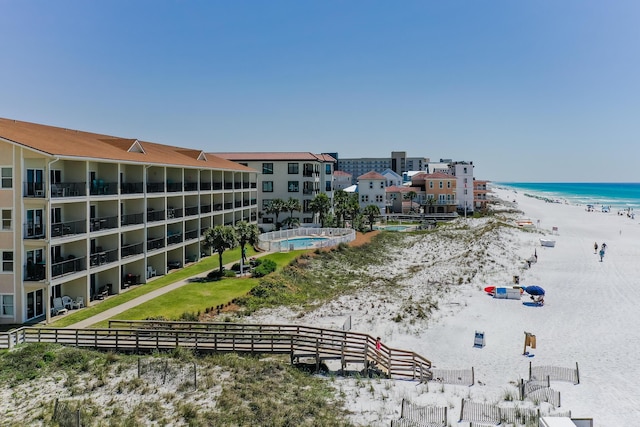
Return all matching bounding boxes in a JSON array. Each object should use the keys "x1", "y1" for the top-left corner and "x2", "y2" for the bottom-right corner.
[
  {"x1": 74, "y1": 296, "x2": 85, "y2": 309},
  {"x1": 61, "y1": 295, "x2": 75, "y2": 310},
  {"x1": 52, "y1": 297, "x2": 68, "y2": 316},
  {"x1": 147, "y1": 265, "x2": 157, "y2": 278}
]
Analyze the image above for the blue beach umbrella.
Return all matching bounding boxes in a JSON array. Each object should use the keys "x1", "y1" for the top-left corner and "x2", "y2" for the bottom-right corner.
[{"x1": 524, "y1": 285, "x2": 545, "y2": 296}]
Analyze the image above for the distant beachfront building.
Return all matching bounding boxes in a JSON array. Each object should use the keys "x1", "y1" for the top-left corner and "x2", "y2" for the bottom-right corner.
[
  {"x1": 473, "y1": 179, "x2": 490, "y2": 210},
  {"x1": 333, "y1": 170, "x2": 352, "y2": 191},
  {"x1": 356, "y1": 171, "x2": 387, "y2": 213},
  {"x1": 380, "y1": 168, "x2": 403, "y2": 188},
  {"x1": 0, "y1": 118, "x2": 257, "y2": 325},
  {"x1": 448, "y1": 161, "x2": 475, "y2": 214},
  {"x1": 385, "y1": 185, "x2": 423, "y2": 214},
  {"x1": 212, "y1": 152, "x2": 335, "y2": 230},
  {"x1": 409, "y1": 172, "x2": 458, "y2": 215},
  {"x1": 337, "y1": 151, "x2": 429, "y2": 184}
]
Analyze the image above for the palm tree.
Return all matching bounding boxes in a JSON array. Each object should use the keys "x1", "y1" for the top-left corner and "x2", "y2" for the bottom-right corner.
[
  {"x1": 284, "y1": 197, "x2": 302, "y2": 227},
  {"x1": 363, "y1": 204, "x2": 381, "y2": 231},
  {"x1": 333, "y1": 190, "x2": 349, "y2": 227},
  {"x1": 202, "y1": 225, "x2": 238, "y2": 273},
  {"x1": 346, "y1": 193, "x2": 360, "y2": 228},
  {"x1": 404, "y1": 190, "x2": 417, "y2": 213},
  {"x1": 234, "y1": 221, "x2": 259, "y2": 263},
  {"x1": 281, "y1": 216, "x2": 300, "y2": 229},
  {"x1": 309, "y1": 193, "x2": 331, "y2": 227},
  {"x1": 264, "y1": 198, "x2": 285, "y2": 230}
]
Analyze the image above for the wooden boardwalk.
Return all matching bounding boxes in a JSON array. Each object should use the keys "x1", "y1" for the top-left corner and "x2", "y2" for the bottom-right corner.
[{"x1": 0, "y1": 320, "x2": 432, "y2": 381}]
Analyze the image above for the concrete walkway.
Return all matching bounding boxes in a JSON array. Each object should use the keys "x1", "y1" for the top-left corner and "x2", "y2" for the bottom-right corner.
[{"x1": 67, "y1": 255, "x2": 266, "y2": 329}]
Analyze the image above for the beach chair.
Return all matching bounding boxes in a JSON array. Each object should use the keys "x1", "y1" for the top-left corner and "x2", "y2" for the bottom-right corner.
[
  {"x1": 74, "y1": 296, "x2": 85, "y2": 309},
  {"x1": 61, "y1": 295, "x2": 75, "y2": 310},
  {"x1": 52, "y1": 297, "x2": 68, "y2": 315},
  {"x1": 147, "y1": 265, "x2": 157, "y2": 278}
]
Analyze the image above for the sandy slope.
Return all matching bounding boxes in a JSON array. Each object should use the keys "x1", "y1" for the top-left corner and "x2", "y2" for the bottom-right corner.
[{"x1": 249, "y1": 187, "x2": 640, "y2": 426}]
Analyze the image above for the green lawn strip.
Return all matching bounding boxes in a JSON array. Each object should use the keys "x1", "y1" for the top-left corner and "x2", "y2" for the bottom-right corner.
[
  {"x1": 50, "y1": 246, "x2": 257, "y2": 328},
  {"x1": 91, "y1": 278, "x2": 257, "y2": 328}
]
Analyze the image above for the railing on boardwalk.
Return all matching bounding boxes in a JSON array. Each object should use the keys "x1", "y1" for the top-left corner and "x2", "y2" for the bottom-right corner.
[{"x1": 0, "y1": 320, "x2": 433, "y2": 382}]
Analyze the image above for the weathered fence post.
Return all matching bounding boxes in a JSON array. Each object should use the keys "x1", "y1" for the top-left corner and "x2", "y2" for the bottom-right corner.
[
  {"x1": 193, "y1": 361, "x2": 197, "y2": 390},
  {"x1": 138, "y1": 357, "x2": 141, "y2": 377},
  {"x1": 576, "y1": 362, "x2": 580, "y2": 384}
]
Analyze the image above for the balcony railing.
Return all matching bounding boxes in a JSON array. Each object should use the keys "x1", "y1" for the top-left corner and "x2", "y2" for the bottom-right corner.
[
  {"x1": 185, "y1": 229, "x2": 199, "y2": 241},
  {"x1": 224, "y1": 203, "x2": 233, "y2": 210},
  {"x1": 185, "y1": 206, "x2": 199, "y2": 216},
  {"x1": 23, "y1": 182, "x2": 46, "y2": 198},
  {"x1": 89, "y1": 180, "x2": 118, "y2": 196},
  {"x1": 167, "y1": 208, "x2": 183, "y2": 219},
  {"x1": 147, "y1": 209, "x2": 165, "y2": 222},
  {"x1": 121, "y1": 242, "x2": 144, "y2": 258},
  {"x1": 120, "y1": 182, "x2": 144, "y2": 194},
  {"x1": 167, "y1": 233, "x2": 183, "y2": 245},
  {"x1": 24, "y1": 262, "x2": 46, "y2": 281},
  {"x1": 224, "y1": 182, "x2": 233, "y2": 190},
  {"x1": 184, "y1": 182, "x2": 198, "y2": 192},
  {"x1": 167, "y1": 181, "x2": 183, "y2": 192},
  {"x1": 51, "y1": 219, "x2": 86, "y2": 238},
  {"x1": 146, "y1": 182, "x2": 165, "y2": 193},
  {"x1": 201, "y1": 204, "x2": 212, "y2": 213},
  {"x1": 24, "y1": 223, "x2": 45, "y2": 239},
  {"x1": 89, "y1": 248, "x2": 118, "y2": 268},
  {"x1": 234, "y1": 182, "x2": 242, "y2": 189},
  {"x1": 214, "y1": 204, "x2": 223, "y2": 211},
  {"x1": 146, "y1": 237, "x2": 165, "y2": 251},
  {"x1": 213, "y1": 182, "x2": 223, "y2": 190},
  {"x1": 121, "y1": 212, "x2": 144, "y2": 226},
  {"x1": 90, "y1": 215, "x2": 118, "y2": 232},
  {"x1": 250, "y1": 182, "x2": 257, "y2": 188},
  {"x1": 51, "y1": 182, "x2": 86, "y2": 197},
  {"x1": 200, "y1": 182, "x2": 212, "y2": 191},
  {"x1": 52, "y1": 256, "x2": 86, "y2": 278},
  {"x1": 243, "y1": 182, "x2": 250, "y2": 189}
]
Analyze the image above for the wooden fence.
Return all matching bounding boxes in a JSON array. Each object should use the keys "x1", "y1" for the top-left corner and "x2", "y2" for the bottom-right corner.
[
  {"x1": 390, "y1": 399, "x2": 447, "y2": 427},
  {"x1": 459, "y1": 398, "x2": 571, "y2": 425},
  {"x1": 0, "y1": 320, "x2": 433, "y2": 382},
  {"x1": 530, "y1": 362, "x2": 580, "y2": 384},
  {"x1": 430, "y1": 368, "x2": 474, "y2": 386}
]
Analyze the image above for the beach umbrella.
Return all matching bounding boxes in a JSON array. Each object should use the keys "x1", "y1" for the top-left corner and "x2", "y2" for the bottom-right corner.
[{"x1": 524, "y1": 285, "x2": 545, "y2": 296}]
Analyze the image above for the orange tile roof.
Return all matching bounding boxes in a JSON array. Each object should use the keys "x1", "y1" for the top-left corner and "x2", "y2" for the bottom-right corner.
[
  {"x1": 386, "y1": 185, "x2": 421, "y2": 193},
  {"x1": 213, "y1": 152, "x2": 336, "y2": 162},
  {"x1": 0, "y1": 118, "x2": 254, "y2": 172},
  {"x1": 357, "y1": 171, "x2": 386, "y2": 180},
  {"x1": 412, "y1": 172, "x2": 455, "y2": 180},
  {"x1": 333, "y1": 170, "x2": 352, "y2": 177}
]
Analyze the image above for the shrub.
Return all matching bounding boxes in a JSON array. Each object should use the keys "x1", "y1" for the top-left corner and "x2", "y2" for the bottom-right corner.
[
  {"x1": 252, "y1": 259, "x2": 277, "y2": 278},
  {"x1": 224, "y1": 270, "x2": 237, "y2": 277}
]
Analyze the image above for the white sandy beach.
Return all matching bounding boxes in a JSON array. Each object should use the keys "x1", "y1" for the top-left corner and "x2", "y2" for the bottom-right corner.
[{"x1": 248, "y1": 186, "x2": 640, "y2": 426}]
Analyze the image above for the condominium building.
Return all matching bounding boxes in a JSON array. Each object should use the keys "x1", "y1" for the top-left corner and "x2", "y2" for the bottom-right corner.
[
  {"x1": 473, "y1": 180, "x2": 490, "y2": 210},
  {"x1": 337, "y1": 151, "x2": 429, "y2": 184},
  {"x1": 408, "y1": 172, "x2": 458, "y2": 214},
  {"x1": 0, "y1": 118, "x2": 257, "y2": 325},
  {"x1": 448, "y1": 161, "x2": 475, "y2": 213},
  {"x1": 356, "y1": 171, "x2": 387, "y2": 213},
  {"x1": 212, "y1": 152, "x2": 336, "y2": 230}
]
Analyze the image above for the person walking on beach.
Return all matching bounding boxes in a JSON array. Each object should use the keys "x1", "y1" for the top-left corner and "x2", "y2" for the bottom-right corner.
[
  {"x1": 599, "y1": 248, "x2": 605, "y2": 262},
  {"x1": 594, "y1": 242, "x2": 598, "y2": 254}
]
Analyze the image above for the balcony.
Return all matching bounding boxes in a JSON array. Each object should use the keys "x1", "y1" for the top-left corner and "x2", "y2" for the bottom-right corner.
[
  {"x1": 146, "y1": 182, "x2": 165, "y2": 193},
  {"x1": 89, "y1": 248, "x2": 118, "y2": 268},
  {"x1": 242, "y1": 182, "x2": 250, "y2": 189},
  {"x1": 147, "y1": 237, "x2": 165, "y2": 251},
  {"x1": 120, "y1": 182, "x2": 144, "y2": 194},
  {"x1": 89, "y1": 180, "x2": 118, "y2": 196},
  {"x1": 24, "y1": 223, "x2": 45, "y2": 239},
  {"x1": 167, "y1": 232, "x2": 183, "y2": 246},
  {"x1": 121, "y1": 212, "x2": 144, "y2": 226},
  {"x1": 185, "y1": 229, "x2": 199, "y2": 241},
  {"x1": 147, "y1": 209, "x2": 166, "y2": 222},
  {"x1": 224, "y1": 202, "x2": 233, "y2": 210},
  {"x1": 234, "y1": 201, "x2": 242, "y2": 208},
  {"x1": 121, "y1": 242, "x2": 144, "y2": 258},
  {"x1": 185, "y1": 206, "x2": 199, "y2": 217},
  {"x1": 52, "y1": 256, "x2": 86, "y2": 278},
  {"x1": 184, "y1": 182, "x2": 198, "y2": 192},
  {"x1": 167, "y1": 181, "x2": 183, "y2": 192},
  {"x1": 23, "y1": 182, "x2": 46, "y2": 198},
  {"x1": 24, "y1": 262, "x2": 46, "y2": 281},
  {"x1": 224, "y1": 182, "x2": 233, "y2": 190},
  {"x1": 201, "y1": 204, "x2": 212, "y2": 213},
  {"x1": 51, "y1": 182, "x2": 86, "y2": 198},
  {"x1": 200, "y1": 182, "x2": 212, "y2": 191},
  {"x1": 234, "y1": 181, "x2": 242, "y2": 189},
  {"x1": 90, "y1": 215, "x2": 118, "y2": 232},
  {"x1": 213, "y1": 182, "x2": 223, "y2": 190},
  {"x1": 214, "y1": 203, "x2": 223, "y2": 211},
  {"x1": 51, "y1": 219, "x2": 86, "y2": 238},
  {"x1": 167, "y1": 208, "x2": 183, "y2": 219}
]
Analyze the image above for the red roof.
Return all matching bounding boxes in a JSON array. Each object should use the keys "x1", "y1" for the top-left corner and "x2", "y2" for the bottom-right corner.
[{"x1": 357, "y1": 171, "x2": 386, "y2": 180}]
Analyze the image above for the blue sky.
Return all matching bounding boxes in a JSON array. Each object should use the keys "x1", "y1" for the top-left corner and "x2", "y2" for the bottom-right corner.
[{"x1": 1, "y1": 1, "x2": 639, "y2": 182}]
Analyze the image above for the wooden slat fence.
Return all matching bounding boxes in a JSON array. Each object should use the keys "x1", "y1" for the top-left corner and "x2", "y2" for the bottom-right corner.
[
  {"x1": 430, "y1": 368, "x2": 474, "y2": 386},
  {"x1": 458, "y1": 399, "x2": 501, "y2": 425},
  {"x1": 0, "y1": 320, "x2": 433, "y2": 382},
  {"x1": 530, "y1": 361, "x2": 579, "y2": 384},
  {"x1": 390, "y1": 399, "x2": 447, "y2": 427}
]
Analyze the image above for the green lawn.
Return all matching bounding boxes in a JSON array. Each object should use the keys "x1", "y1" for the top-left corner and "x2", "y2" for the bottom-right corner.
[{"x1": 51, "y1": 247, "x2": 305, "y2": 328}]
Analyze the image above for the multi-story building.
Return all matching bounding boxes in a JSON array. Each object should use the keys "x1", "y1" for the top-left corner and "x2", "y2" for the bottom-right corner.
[
  {"x1": 447, "y1": 161, "x2": 475, "y2": 214},
  {"x1": 356, "y1": 171, "x2": 386, "y2": 213},
  {"x1": 409, "y1": 172, "x2": 458, "y2": 214},
  {"x1": 380, "y1": 168, "x2": 403, "y2": 188},
  {"x1": 337, "y1": 151, "x2": 429, "y2": 184},
  {"x1": 212, "y1": 152, "x2": 336, "y2": 230},
  {"x1": 0, "y1": 118, "x2": 257, "y2": 325},
  {"x1": 473, "y1": 180, "x2": 490, "y2": 210},
  {"x1": 333, "y1": 170, "x2": 352, "y2": 191}
]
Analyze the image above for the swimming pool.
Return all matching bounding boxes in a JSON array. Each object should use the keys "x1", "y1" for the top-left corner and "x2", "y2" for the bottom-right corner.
[
  {"x1": 376, "y1": 225, "x2": 413, "y2": 231},
  {"x1": 279, "y1": 236, "x2": 330, "y2": 250}
]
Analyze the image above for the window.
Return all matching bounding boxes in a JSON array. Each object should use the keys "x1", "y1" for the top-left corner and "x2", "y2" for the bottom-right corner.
[
  {"x1": 262, "y1": 199, "x2": 272, "y2": 210},
  {"x1": 325, "y1": 181, "x2": 331, "y2": 192},
  {"x1": 380, "y1": 182, "x2": 384, "y2": 189},
  {"x1": 325, "y1": 164, "x2": 331, "y2": 174},
  {"x1": 439, "y1": 181, "x2": 443, "y2": 189},
  {"x1": 361, "y1": 195, "x2": 369, "y2": 202},
  {"x1": 447, "y1": 181, "x2": 451, "y2": 188},
  {"x1": 376, "y1": 195, "x2": 384, "y2": 202},
  {"x1": 1, "y1": 168, "x2": 12, "y2": 189},
  {"x1": 464, "y1": 167, "x2": 468, "y2": 174},
  {"x1": 288, "y1": 163, "x2": 299, "y2": 174},
  {"x1": 1, "y1": 210, "x2": 11, "y2": 230},
  {"x1": 262, "y1": 163, "x2": 273, "y2": 174},
  {"x1": 1, "y1": 295, "x2": 13, "y2": 316},
  {"x1": 288, "y1": 181, "x2": 299, "y2": 192},
  {"x1": 2, "y1": 251, "x2": 13, "y2": 272},
  {"x1": 369, "y1": 182, "x2": 373, "y2": 189},
  {"x1": 262, "y1": 181, "x2": 273, "y2": 192}
]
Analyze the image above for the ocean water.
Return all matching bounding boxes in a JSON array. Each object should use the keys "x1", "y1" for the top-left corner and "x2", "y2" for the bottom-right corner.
[{"x1": 496, "y1": 182, "x2": 640, "y2": 210}]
